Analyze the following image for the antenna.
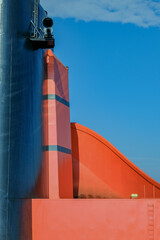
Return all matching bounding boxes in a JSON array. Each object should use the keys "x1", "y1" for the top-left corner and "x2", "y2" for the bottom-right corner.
[{"x1": 33, "y1": 0, "x2": 39, "y2": 37}]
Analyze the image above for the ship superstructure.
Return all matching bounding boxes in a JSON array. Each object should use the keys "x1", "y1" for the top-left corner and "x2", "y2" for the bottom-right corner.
[{"x1": 0, "y1": 1, "x2": 159, "y2": 239}]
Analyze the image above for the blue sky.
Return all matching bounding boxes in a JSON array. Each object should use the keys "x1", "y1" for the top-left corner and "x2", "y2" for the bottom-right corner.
[{"x1": 41, "y1": 0, "x2": 160, "y2": 182}]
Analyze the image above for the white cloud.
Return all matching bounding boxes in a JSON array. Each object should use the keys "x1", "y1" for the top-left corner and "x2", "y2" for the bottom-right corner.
[{"x1": 40, "y1": 0, "x2": 160, "y2": 27}]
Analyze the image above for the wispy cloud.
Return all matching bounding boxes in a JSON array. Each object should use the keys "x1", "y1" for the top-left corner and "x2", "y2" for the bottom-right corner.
[{"x1": 40, "y1": 0, "x2": 160, "y2": 27}]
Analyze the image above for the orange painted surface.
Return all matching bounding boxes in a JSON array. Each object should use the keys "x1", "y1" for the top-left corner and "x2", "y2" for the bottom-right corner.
[
  {"x1": 30, "y1": 50, "x2": 160, "y2": 240},
  {"x1": 56, "y1": 101, "x2": 71, "y2": 149},
  {"x1": 32, "y1": 199, "x2": 160, "y2": 240},
  {"x1": 43, "y1": 95, "x2": 57, "y2": 146},
  {"x1": 71, "y1": 123, "x2": 160, "y2": 199},
  {"x1": 36, "y1": 50, "x2": 73, "y2": 198},
  {"x1": 53, "y1": 55, "x2": 70, "y2": 102}
]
